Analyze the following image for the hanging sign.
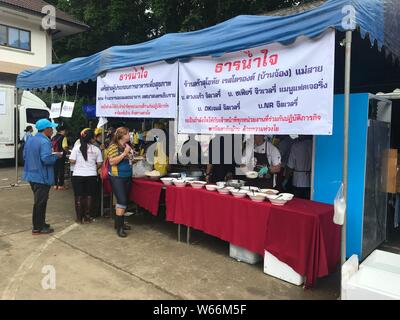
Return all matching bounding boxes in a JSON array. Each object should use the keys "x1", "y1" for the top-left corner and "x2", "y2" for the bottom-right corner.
[
  {"x1": 61, "y1": 101, "x2": 75, "y2": 118},
  {"x1": 96, "y1": 61, "x2": 178, "y2": 119},
  {"x1": 178, "y1": 30, "x2": 335, "y2": 135},
  {"x1": 50, "y1": 102, "x2": 62, "y2": 119}
]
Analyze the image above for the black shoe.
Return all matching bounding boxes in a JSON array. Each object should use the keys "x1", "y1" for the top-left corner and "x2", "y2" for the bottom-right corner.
[
  {"x1": 123, "y1": 224, "x2": 132, "y2": 231},
  {"x1": 44, "y1": 223, "x2": 50, "y2": 228},
  {"x1": 32, "y1": 227, "x2": 54, "y2": 235},
  {"x1": 117, "y1": 227, "x2": 127, "y2": 238},
  {"x1": 114, "y1": 223, "x2": 131, "y2": 231},
  {"x1": 115, "y1": 216, "x2": 127, "y2": 238}
]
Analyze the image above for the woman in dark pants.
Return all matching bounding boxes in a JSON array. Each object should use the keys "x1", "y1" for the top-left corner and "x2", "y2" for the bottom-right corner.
[
  {"x1": 107, "y1": 127, "x2": 134, "y2": 238},
  {"x1": 69, "y1": 129, "x2": 103, "y2": 223}
]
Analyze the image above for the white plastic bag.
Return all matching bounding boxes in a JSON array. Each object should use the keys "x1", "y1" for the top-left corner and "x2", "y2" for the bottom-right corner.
[
  {"x1": 132, "y1": 160, "x2": 152, "y2": 178},
  {"x1": 334, "y1": 183, "x2": 346, "y2": 225}
]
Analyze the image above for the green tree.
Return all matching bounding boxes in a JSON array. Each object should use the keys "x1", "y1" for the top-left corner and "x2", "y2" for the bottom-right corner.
[{"x1": 48, "y1": 0, "x2": 315, "y2": 62}]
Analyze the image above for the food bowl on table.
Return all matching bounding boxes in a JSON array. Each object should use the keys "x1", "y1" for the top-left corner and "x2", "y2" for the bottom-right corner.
[
  {"x1": 230, "y1": 189, "x2": 248, "y2": 199},
  {"x1": 247, "y1": 192, "x2": 267, "y2": 202},
  {"x1": 260, "y1": 189, "x2": 280, "y2": 195},
  {"x1": 216, "y1": 181, "x2": 226, "y2": 188},
  {"x1": 266, "y1": 194, "x2": 292, "y2": 206},
  {"x1": 279, "y1": 193, "x2": 295, "y2": 201},
  {"x1": 205, "y1": 184, "x2": 219, "y2": 191},
  {"x1": 246, "y1": 171, "x2": 259, "y2": 179},
  {"x1": 241, "y1": 186, "x2": 260, "y2": 192},
  {"x1": 160, "y1": 177, "x2": 174, "y2": 186},
  {"x1": 145, "y1": 170, "x2": 161, "y2": 181},
  {"x1": 217, "y1": 187, "x2": 234, "y2": 195},
  {"x1": 183, "y1": 177, "x2": 196, "y2": 183},
  {"x1": 168, "y1": 172, "x2": 181, "y2": 179},
  {"x1": 226, "y1": 179, "x2": 246, "y2": 189},
  {"x1": 173, "y1": 179, "x2": 187, "y2": 188},
  {"x1": 190, "y1": 181, "x2": 207, "y2": 189}
]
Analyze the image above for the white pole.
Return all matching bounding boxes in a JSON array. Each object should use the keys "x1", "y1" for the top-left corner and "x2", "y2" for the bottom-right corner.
[
  {"x1": 14, "y1": 88, "x2": 20, "y2": 187},
  {"x1": 100, "y1": 122, "x2": 106, "y2": 217},
  {"x1": 342, "y1": 30, "x2": 352, "y2": 265}
]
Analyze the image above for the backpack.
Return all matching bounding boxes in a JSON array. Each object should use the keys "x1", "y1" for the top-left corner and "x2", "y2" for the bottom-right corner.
[{"x1": 51, "y1": 134, "x2": 63, "y2": 152}]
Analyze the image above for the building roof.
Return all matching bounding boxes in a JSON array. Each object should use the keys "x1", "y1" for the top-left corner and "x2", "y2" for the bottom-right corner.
[{"x1": 0, "y1": 0, "x2": 88, "y2": 29}]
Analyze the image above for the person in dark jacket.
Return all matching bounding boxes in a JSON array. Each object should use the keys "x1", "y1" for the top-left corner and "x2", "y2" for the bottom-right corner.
[{"x1": 23, "y1": 119, "x2": 62, "y2": 235}]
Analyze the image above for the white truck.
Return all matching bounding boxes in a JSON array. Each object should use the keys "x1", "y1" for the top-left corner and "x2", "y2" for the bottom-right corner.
[{"x1": 0, "y1": 84, "x2": 50, "y2": 162}]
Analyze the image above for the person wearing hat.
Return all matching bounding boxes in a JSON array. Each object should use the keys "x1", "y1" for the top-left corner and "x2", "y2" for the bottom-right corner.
[
  {"x1": 23, "y1": 119, "x2": 62, "y2": 235},
  {"x1": 22, "y1": 125, "x2": 34, "y2": 143},
  {"x1": 93, "y1": 128, "x2": 105, "y2": 150}
]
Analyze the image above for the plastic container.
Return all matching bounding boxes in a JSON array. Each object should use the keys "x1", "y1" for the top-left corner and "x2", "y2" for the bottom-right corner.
[
  {"x1": 360, "y1": 250, "x2": 400, "y2": 274},
  {"x1": 229, "y1": 244, "x2": 262, "y2": 265},
  {"x1": 263, "y1": 251, "x2": 305, "y2": 286},
  {"x1": 344, "y1": 267, "x2": 400, "y2": 300}
]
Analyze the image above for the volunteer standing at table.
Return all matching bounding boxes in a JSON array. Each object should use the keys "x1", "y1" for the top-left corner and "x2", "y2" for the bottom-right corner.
[
  {"x1": 283, "y1": 135, "x2": 313, "y2": 199},
  {"x1": 107, "y1": 127, "x2": 134, "y2": 238},
  {"x1": 243, "y1": 135, "x2": 282, "y2": 189}
]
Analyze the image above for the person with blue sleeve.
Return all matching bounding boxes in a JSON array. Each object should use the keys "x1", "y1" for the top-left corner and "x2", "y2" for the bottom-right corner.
[{"x1": 23, "y1": 119, "x2": 62, "y2": 235}]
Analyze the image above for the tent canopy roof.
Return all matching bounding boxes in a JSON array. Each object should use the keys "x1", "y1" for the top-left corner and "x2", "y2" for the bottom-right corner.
[{"x1": 16, "y1": 0, "x2": 400, "y2": 90}]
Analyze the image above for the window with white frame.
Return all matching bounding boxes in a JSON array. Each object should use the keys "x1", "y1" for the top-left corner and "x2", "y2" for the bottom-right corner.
[{"x1": 0, "y1": 24, "x2": 31, "y2": 51}]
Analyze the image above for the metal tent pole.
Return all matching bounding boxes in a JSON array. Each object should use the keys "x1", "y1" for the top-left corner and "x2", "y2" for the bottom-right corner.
[
  {"x1": 100, "y1": 122, "x2": 106, "y2": 217},
  {"x1": 14, "y1": 88, "x2": 20, "y2": 187},
  {"x1": 342, "y1": 30, "x2": 353, "y2": 265}
]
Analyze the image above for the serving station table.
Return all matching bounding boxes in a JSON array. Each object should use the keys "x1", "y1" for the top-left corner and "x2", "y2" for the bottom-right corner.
[{"x1": 128, "y1": 178, "x2": 340, "y2": 287}]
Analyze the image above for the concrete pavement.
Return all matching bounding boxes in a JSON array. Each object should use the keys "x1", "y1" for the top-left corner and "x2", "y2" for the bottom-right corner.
[{"x1": 0, "y1": 166, "x2": 340, "y2": 300}]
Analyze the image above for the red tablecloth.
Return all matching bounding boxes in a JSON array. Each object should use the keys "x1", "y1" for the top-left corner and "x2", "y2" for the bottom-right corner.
[
  {"x1": 165, "y1": 186, "x2": 340, "y2": 288},
  {"x1": 129, "y1": 179, "x2": 164, "y2": 216}
]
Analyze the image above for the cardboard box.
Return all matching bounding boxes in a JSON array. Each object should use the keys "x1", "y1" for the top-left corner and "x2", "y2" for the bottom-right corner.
[{"x1": 382, "y1": 149, "x2": 398, "y2": 194}]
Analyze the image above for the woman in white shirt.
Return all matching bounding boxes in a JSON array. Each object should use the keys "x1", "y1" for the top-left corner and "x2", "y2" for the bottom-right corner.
[{"x1": 69, "y1": 129, "x2": 103, "y2": 223}]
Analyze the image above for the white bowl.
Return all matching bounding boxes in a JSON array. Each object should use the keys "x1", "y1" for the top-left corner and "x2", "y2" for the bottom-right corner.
[
  {"x1": 190, "y1": 181, "x2": 207, "y2": 189},
  {"x1": 266, "y1": 194, "x2": 289, "y2": 206},
  {"x1": 230, "y1": 189, "x2": 248, "y2": 198},
  {"x1": 260, "y1": 189, "x2": 280, "y2": 195},
  {"x1": 241, "y1": 186, "x2": 260, "y2": 192},
  {"x1": 205, "y1": 184, "x2": 218, "y2": 191},
  {"x1": 160, "y1": 178, "x2": 174, "y2": 186},
  {"x1": 279, "y1": 193, "x2": 295, "y2": 201},
  {"x1": 247, "y1": 192, "x2": 267, "y2": 202},
  {"x1": 184, "y1": 177, "x2": 196, "y2": 182},
  {"x1": 217, "y1": 187, "x2": 231, "y2": 195},
  {"x1": 173, "y1": 179, "x2": 187, "y2": 187},
  {"x1": 216, "y1": 181, "x2": 226, "y2": 188},
  {"x1": 246, "y1": 171, "x2": 258, "y2": 179}
]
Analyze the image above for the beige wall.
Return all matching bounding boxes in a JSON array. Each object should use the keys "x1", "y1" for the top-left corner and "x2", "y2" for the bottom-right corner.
[{"x1": 0, "y1": 8, "x2": 52, "y2": 74}]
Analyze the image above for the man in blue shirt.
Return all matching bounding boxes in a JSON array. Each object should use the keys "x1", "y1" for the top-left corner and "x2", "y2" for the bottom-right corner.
[{"x1": 23, "y1": 119, "x2": 62, "y2": 235}]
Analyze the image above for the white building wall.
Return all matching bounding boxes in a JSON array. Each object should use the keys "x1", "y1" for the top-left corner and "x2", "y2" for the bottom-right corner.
[{"x1": 0, "y1": 8, "x2": 51, "y2": 71}]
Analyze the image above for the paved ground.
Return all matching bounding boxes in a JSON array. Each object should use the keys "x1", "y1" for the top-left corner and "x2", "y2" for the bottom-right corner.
[{"x1": 0, "y1": 164, "x2": 340, "y2": 300}]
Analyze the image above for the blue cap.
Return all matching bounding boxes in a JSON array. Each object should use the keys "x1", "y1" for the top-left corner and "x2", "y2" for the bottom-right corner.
[{"x1": 35, "y1": 119, "x2": 58, "y2": 131}]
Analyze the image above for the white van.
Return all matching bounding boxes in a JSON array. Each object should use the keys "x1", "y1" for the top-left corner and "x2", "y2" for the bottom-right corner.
[{"x1": 0, "y1": 84, "x2": 50, "y2": 161}]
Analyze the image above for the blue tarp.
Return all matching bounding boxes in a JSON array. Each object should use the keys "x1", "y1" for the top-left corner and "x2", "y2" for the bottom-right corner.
[{"x1": 16, "y1": 0, "x2": 399, "y2": 89}]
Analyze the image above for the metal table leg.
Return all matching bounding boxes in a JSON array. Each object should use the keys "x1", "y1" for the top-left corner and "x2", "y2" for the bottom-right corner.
[
  {"x1": 187, "y1": 226, "x2": 191, "y2": 245},
  {"x1": 178, "y1": 224, "x2": 181, "y2": 242}
]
